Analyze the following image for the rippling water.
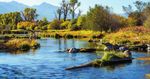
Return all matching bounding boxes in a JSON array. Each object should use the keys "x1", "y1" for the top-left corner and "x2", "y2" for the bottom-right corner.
[{"x1": 0, "y1": 38, "x2": 150, "y2": 79}]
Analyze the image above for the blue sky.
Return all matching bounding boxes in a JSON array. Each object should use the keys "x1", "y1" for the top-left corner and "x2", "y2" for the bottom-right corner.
[{"x1": 0, "y1": 0, "x2": 150, "y2": 14}]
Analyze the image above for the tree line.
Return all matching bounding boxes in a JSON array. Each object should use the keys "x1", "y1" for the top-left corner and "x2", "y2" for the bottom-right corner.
[{"x1": 0, "y1": 0, "x2": 150, "y2": 32}]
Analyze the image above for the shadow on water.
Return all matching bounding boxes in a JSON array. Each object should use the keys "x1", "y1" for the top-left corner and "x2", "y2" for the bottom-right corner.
[{"x1": 0, "y1": 49, "x2": 38, "y2": 55}]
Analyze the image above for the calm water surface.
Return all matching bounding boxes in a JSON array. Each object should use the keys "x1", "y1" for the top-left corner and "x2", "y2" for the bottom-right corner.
[{"x1": 0, "y1": 38, "x2": 150, "y2": 79}]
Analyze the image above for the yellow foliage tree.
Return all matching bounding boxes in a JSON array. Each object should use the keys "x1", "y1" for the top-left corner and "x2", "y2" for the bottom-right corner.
[{"x1": 17, "y1": 21, "x2": 36, "y2": 30}]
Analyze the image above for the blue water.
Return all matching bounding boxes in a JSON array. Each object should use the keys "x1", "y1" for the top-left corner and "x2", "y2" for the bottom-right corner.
[{"x1": 0, "y1": 38, "x2": 150, "y2": 79}]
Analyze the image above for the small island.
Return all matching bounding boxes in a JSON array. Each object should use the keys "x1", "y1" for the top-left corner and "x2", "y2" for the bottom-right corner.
[{"x1": 0, "y1": 39, "x2": 40, "y2": 51}]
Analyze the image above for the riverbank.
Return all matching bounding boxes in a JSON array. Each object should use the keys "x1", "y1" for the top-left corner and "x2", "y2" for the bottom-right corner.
[
  {"x1": 103, "y1": 27, "x2": 150, "y2": 45},
  {"x1": 0, "y1": 27, "x2": 149, "y2": 52},
  {"x1": 39, "y1": 30, "x2": 105, "y2": 39},
  {"x1": 38, "y1": 27, "x2": 150, "y2": 44}
]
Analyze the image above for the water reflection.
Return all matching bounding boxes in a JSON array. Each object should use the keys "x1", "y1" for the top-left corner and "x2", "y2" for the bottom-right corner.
[{"x1": 56, "y1": 38, "x2": 98, "y2": 51}]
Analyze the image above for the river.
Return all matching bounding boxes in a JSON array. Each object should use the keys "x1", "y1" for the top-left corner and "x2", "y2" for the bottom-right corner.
[{"x1": 0, "y1": 38, "x2": 150, "y2": 79}]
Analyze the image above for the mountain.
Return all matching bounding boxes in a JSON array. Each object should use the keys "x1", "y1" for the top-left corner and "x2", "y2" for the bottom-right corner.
[
  {"x1": 33, "y1": 2, "x2": 58, "y2": 20},
  {"x1": 0, "y1": 1, "x2": 58, "y2": 20}
]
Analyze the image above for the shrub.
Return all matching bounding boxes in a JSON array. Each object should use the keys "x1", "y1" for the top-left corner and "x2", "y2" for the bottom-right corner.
[
  {"x1": 5, "y1": 39, "x2": 40, "y2": 51},
  {"x1": 60, "y1": 21, "x2": 70, "y2": 29},
  {"x1": 17, "y1": 21, "x2": 36, "y2": 30},
  {"x1": 19, "y1": 42, "x2": 30, "y2": 51},
  {"x1": 30, "y1": 40, "x2": 40, "y2": 49},
  {"x1": 41, "y1": 25, "x2": 48, "y2": 30},
  {"x1": 48, "y1": 19, "x2": 63, "y2": 30},
  {"x1": 144, "y1": 16, "x2": 150, "y2": 28}
]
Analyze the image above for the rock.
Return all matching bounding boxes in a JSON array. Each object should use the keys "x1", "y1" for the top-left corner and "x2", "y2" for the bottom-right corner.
[
  {"x1": 123, "y1": 50, "x2": 132, "y2": 58},
  {"x1": 119, "y1": 46, "x2": 129, "y2": 51},
  {"x1": 68, "y1": 48, "x2": 79, "y2": 53},
  {"x1": 66, "y1": 48, "x2": 96, "y2": 53},
  {"x1": 131, "y1": 44, "x2": 147, "y2": 51},
  {"x1": 79, "y1": 48, "x2": 96, "y2": 52}
]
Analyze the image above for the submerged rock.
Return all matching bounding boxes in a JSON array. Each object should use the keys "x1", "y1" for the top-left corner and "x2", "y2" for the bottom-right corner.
[{"x1": 66, "y1": 48, "x2": 96, "y2": 53}]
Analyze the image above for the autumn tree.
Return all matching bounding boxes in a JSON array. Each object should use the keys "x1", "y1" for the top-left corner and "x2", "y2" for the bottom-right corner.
[
  {"x1": 123, "y1": 1, "x2": 147, "y2": 26},
  {"x1": 143, "y1": 2, "x2": 150, "y2": 28}
]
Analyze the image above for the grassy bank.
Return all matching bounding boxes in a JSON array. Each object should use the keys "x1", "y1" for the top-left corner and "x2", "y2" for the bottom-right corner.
[
  {"x1": 0, "y1": 27, "x2": 149, "y2": 47},
  {"x1": 0, "y1": 39, "x2": 40, "y2": 51},
  {"x1": 39, "y1": 30, "x2": 105, "y2": 39},
  {"x1": 103, "y1": 27, "x2": 150, "y2": 45}
]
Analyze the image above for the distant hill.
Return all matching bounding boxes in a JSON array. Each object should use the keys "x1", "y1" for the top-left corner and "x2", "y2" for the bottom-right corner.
[
  {"x1": 33, "y1": 2, "x2": 58, "y2": 20},
  {"x1": 0, "y1": 1, "x2": 58, "y2": 20}
]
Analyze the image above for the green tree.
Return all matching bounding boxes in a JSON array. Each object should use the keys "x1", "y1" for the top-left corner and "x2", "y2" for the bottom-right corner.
[
  {"x1": 37, "y1": 17, "x2": 49, "y2": 30},
  {"x1": 69, "y1": 0, "x2": 80, "y2": 20},
  {"x1": 61, "y1": 0, "x2": 70, "y2": 21},
  {"x1": 76, "y1": 15, "x2": 86, "y2": 29},
  {"x1": 0, "y1": 12, "x2": 22, "y2": 30},
  {"x1": 22, "y1": 8, "x2": 38, "y2": 21},
  {"x1": 84, "y1": 5, "x2": 112, "y2": 32},
  {"x1": 56, "y1": 7, "x2": 62, "y2": 20}
]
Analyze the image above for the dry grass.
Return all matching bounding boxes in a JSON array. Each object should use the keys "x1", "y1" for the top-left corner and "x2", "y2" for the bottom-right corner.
[
  {"x1": 39, "y1": 30, "x2": 105, "y2": 38},
  {"x1": 103, "y1": 26, "x2": 150, "y2": 45},
  {"x1": 5, "y1": 39, "x2": 40, "y2": 51}
]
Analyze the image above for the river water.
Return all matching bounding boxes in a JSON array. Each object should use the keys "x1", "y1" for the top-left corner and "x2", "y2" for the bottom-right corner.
[{"x1": 0, "y1": 38, "x2": 150, "y2": 79}]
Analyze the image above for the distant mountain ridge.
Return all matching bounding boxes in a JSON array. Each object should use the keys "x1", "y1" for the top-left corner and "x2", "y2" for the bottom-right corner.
[{"x1": 0, "y1": 1, "x2": 58, "y2": 20}]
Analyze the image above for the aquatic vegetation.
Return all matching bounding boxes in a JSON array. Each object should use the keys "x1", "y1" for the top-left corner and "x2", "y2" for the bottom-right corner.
[
  {"x1": 93, "y1": 51, "x2": 130, "y2": 66},
  {"x1": 101, "y1": 51, "x2": 126, "y2": 61}
]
